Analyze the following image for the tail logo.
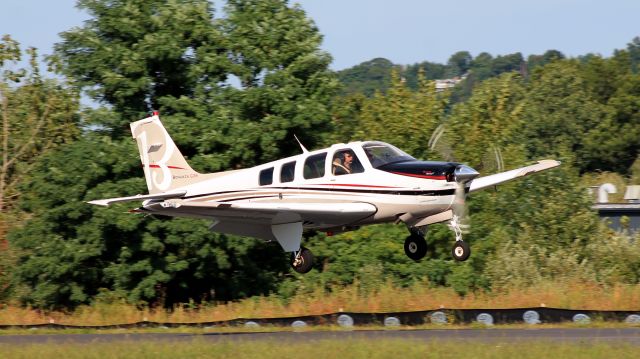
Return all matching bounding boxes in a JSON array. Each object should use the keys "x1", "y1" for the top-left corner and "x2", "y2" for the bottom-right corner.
[{"x1": 134, "y1": 123, "x2": 176, "y2": 192}]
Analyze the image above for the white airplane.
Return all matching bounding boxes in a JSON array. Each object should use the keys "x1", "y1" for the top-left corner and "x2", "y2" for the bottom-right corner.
[{"x1": 89, "y1": 112, "x2": 560, "y2": 273}]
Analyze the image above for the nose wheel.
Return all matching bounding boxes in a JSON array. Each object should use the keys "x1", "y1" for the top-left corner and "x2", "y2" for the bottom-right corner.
[
  {"x1": 451, "y1": 240, "x2": 470, "y2": 261},
  {"x1": 291, "y1": 246, "x2": 314, "y2": 274}
]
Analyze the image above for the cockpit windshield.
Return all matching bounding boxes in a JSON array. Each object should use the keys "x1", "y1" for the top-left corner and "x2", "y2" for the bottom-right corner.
[{"x1": 362, "y1": 142, "x2": 415, "y2": 168}]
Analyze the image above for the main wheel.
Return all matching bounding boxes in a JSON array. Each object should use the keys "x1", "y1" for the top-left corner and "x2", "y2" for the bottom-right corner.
[
  {"x1": 291, "y1": 247, "x2": 314, "y2": 274},
  {"x1": 451, "y1": 241, "x2": 471, "y2": 261},
  {"x1": 404, "y1": 234, "x2": 427, "y2": 260}
]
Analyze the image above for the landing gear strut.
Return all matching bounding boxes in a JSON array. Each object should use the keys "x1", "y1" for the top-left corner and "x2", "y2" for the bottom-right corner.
[
  {"x1": 291, "y1": 246, "x2": 314, "y2": 273},
  {"x1": 404, "y1": 228, "x2": 427, "y2": 261},
  {"x1": 449, "y1": 215, "x2": 470, "y2": 261}
]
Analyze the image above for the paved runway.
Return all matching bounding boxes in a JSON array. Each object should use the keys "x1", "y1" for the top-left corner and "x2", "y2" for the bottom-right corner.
[{"x1": 1, "y1": 328, "x2": 640, "y2": 345}]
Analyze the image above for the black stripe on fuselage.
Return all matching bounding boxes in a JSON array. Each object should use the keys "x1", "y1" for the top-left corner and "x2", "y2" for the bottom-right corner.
[
  {"x1": 268, "y1": 186, "x2": 455, "y2": 196},
  {"x1": 183, "y1": 186, "x2": 455, "y2": 201}
]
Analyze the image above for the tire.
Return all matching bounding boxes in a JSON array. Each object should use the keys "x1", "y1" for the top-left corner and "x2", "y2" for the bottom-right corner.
[
  {"x1": 404, "y1": 234, "x2": 427, "y2": 260},
  {"x1": 451, "y1": 241, "x2": 471, "y2": 261},
  {"x1": 291, "y1": 247, "x2": 314, "y2": 274}
]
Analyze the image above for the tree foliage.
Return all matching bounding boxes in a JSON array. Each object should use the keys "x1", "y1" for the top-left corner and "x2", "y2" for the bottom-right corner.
[
  {"x1": 1, "y1": 36, "x2": 80, "y2": 213},
  {"x1": 336, "y1": 58, "x2": 396, "y2": 97},
  {"x1": 0, "y1": 36, "x2": 80, "y2": 301},
  {"x1": 8, "y1": 0, "x2": 336, "y2": 309}
]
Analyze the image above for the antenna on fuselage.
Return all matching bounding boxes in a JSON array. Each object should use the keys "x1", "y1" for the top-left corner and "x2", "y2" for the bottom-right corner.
[{"x1": 293, "y1": 134, "x2": 309, "y2": 153}]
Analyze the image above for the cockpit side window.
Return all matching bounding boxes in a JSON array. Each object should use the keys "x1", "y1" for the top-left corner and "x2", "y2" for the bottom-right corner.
[
  {"x1": 280, "y1": 161, "x2": 296, "y2": 183},
  {"x1": 362, "y1": 142, "x2": 414, "y2": 168},
  {"x1": 259, "y1": 167, "x2": 274, "y2": 185},
  {"x1": 303, "y1": 153, "x2": 327, "y2": 179},
  {"x1": 332, "y1": 149, "x2": 364, "y2": 176}
]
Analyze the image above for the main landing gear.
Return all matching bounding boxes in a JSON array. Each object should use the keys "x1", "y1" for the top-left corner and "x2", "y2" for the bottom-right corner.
[
  {"x1": 291, "y1": 246, "x2": 314, "y2": 274},
  {"x1": 404, "y1": 228, "x2": 427, "y2": 261},
  {"x1": 404, "y1": 215, "x2": 471, "y2": 262}
]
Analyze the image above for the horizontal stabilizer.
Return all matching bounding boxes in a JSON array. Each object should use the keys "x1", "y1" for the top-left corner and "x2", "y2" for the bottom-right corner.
[
  {"x1": 87, "y1": 191, "x2": 187, "y2": 207},
  {"x1": 469, "y1": 160, "x2": 561, "y2": 193}
]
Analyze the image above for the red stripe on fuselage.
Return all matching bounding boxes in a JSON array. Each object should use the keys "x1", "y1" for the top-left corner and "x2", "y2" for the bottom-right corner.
[
  {"x1": 390, "y1": 172, "x2": 446, "y2": 180},
  {"x1": 146, "y1": 164, "x2": 186, "y2": 170},
  {"x1": 318, "y1": 183, "x2": 399, "y2": 188}
]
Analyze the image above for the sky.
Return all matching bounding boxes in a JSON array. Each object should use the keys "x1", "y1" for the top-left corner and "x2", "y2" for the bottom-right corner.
[{"x1": 1, "y1": 0, "x2": 639, "y2": 70}]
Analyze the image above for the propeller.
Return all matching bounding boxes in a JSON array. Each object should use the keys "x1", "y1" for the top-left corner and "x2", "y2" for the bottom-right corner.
[
  {"x1": 428, "y1": 123, "x2": 487, "y2": 239},
  {"x1": 450, "y1": 165, "x2": 479, "y2": 239}
]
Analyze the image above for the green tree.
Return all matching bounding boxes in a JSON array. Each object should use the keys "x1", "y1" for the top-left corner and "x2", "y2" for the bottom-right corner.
[
  {"x1": 527, "y1": 49, "x2": 565, "y2": 70},
  {"x1": 1, "y1": 35, "x2": 80, "y2": 214},
  {"x1": 490, "y1": 52, "x2": 524, "y2": 76},
  {"x1": 446, "y1": 51, "x2": 472, "y2": 77},
  {"x1": 623, "y1": 36, "x2": 640, "y2": 73},
  {"x1": 9, "y1": 0, "x2": 337, "y2": 308},
  {"x1": 336, "y1": 58, "x2": 396, "y2": 96},
  {"x1": 0, "y1": 36, "x2": 79, "y2": 301},
  {"x1": 402, "y1": 60, "x2": 448, "y2": 90},
  {"x1": 520, "y1": 60, "x2": 607, "y2": 169},
  {"x1": 55, "y1": 0, "x2": 230, "y2": 125},
  {"x1": 220, "y1": 0, "x2": 338, "y2": 164},
  {"x1": 579, "y1": 53, "x2": 640, "y2": 173}
]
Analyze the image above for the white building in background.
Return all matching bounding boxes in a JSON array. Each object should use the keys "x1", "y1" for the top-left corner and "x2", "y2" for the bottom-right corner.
[
  {"x1": 592, "y1": 184, "x2": 640, "y2": 233},
  {"x1": 434, "y1": 73, "x2": 468, "y2": 92}
]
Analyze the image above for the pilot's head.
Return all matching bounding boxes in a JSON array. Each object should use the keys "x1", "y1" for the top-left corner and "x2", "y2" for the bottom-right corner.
[{"x1": 343, "y1": 151, "x2": 353, "y2": 165}]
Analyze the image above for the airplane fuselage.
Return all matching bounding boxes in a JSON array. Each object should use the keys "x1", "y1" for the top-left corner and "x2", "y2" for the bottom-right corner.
[{"x1": 143, "y1": 141, "x2": 460, "y2": 232}]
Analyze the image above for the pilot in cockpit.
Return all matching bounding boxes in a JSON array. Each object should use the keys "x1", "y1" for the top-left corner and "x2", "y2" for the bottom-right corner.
[
  {"x1": 333, "y1": 150, "x2": 365, "y2": 175},
  {"x1": 332, "y1": 151, "x2": 353, "y2": 175}
]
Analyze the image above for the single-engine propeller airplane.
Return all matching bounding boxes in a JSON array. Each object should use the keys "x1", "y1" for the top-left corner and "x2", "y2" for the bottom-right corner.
[{"x1": 89, "y1": 112, "x2": 560, "y2": 273}]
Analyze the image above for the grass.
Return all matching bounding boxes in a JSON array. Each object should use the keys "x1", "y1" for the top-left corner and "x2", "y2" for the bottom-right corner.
[
  {"x1": 0, "y1": 339, "x2": 637, "y2": 359},
  {"x1": 0, "y1": 321, "x2": 639, "y2": 336},
  {"x1": 1, "y1": 280, "x2": 640, "y2": 327}
]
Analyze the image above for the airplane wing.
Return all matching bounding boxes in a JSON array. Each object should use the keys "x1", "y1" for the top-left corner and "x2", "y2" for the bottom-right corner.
[
  {"x1": 468, "y1": 160, "x2": 560, "y2": 193},
  {"x1": 145, "y1": 199, "x2": 377, "y2": 223},
  {"x1": 141, "y1": 199, "x2": 377, "y2": 245},
  {"x1": 86, "y1": 191, "x2": 187, "y2": 207}
]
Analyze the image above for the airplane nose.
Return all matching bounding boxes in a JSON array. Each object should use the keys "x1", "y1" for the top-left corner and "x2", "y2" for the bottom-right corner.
[{"x1": 454, "y1": 165, "x2": 479, "y2": 183}]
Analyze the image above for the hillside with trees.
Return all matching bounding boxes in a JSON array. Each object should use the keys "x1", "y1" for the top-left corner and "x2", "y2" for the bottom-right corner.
[
  {"x1": 338, "y1": 49, "x2": 567, "y2": 101},
  {"x1": 0, "y1": 0, "x2": 639, "y2": 311}
]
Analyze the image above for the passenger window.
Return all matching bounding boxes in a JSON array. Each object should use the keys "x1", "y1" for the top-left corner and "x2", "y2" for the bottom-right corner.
[
  {"x1": 303, "y1": 153, "x2": 327, "y2": 179},
  {"x1": 259, "y1": 167, "x2": 274, "y2": 186},
  {"x1": 280, "y1": 161, "x2": 296, "y2": 183},
  {"x1": 332, "y1": 150, "x2": 364, "y2": 176}
]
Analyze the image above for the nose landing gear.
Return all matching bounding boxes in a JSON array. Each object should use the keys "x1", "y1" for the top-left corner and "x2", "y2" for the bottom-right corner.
[{"x1": 449, "y1": 215, "x2": 470, "y2": 261}]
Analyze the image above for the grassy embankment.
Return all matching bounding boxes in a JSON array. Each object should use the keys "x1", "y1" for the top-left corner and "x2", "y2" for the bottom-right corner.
[
  {"x1": 0, "y1": 340, "x2": 638, "y2": 359},
  {"x1": 1, "y1": 280, "x2": 640, "y2": 326}
]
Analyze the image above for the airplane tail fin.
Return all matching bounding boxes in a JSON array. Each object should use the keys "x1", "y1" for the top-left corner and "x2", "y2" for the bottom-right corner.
[{"x1": 130, "y1": 112, "x2": 203, "y2": 194}]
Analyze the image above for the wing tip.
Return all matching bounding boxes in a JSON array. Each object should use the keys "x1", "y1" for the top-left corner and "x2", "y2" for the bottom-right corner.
[
  {"x1": 537, "y1": 159, "x2": 562, "y2": 167},
  {"x1": 87, "y1": 200, "x2": 110, "y2": 207}
]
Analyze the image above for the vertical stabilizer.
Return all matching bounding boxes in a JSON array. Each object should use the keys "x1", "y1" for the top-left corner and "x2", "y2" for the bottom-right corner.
[{"x1": 130, "y1": 113, "x2": 201, "y2": 194}]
